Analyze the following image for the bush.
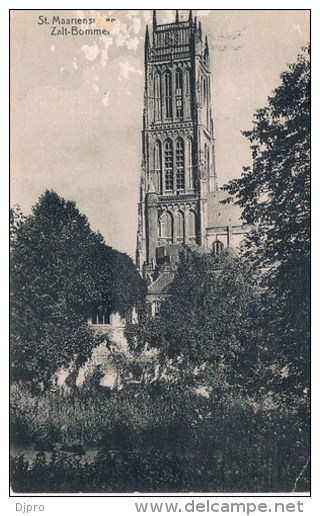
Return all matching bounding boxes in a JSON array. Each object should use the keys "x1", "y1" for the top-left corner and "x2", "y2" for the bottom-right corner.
[{"x1": 10, "y1": 382, "x2": 310, "y2": 493}]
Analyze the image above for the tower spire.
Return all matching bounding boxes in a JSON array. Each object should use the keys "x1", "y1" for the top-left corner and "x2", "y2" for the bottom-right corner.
[
  {"x1": 145, "y1": 25, "x2": 150, "y2": 46},
  {"x1": 204, "y1": 35, "x2": 210, "y2": 64},
  {"x1": 189, "y1": 10, "x2": 193, "y2": 22},
  {"x1": 145, "y1": 25, "x2": 150, "y2": 57},
  {"x1": 175, "y1": 10, "x2": 179, "y2": 23},
  {"x1": 153, "y1": 10, "x2": 157, "y2": 30}
]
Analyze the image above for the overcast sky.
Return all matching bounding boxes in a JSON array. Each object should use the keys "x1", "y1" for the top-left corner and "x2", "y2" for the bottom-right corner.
[{"x1": 10, "y1": 9, "x2": 310, "y2": 259}]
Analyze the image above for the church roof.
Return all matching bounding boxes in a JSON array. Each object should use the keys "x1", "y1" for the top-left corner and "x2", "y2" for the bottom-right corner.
[
  {"x1": 224, "y1": 245, "x2": 240, "y2": 258},
  {"x1": 206, "y1": 190, "x2": 244, "y2": 228},
  {"x1": 148, "y1": 272, "x2": 175, "y2": 295}
]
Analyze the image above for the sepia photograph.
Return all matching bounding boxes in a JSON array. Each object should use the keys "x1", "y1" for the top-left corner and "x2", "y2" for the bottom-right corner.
[{"x1": 10, "y1": 9, "x2": 310, "y2": 494}]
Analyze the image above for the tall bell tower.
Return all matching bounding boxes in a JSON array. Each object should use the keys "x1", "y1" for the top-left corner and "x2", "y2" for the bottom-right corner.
[{"x1": 136, "y1": 10, "x2": 217, "y2": 279}]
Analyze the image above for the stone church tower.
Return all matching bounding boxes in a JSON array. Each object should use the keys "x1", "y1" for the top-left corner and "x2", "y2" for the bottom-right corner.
[{"x1": 136, "y1": 10, "x2": 246, "y2": 285}]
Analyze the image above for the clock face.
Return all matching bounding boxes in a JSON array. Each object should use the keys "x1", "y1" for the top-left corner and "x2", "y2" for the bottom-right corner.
[{"x1": 165, "y1": 31, "x2": 179, "y2": 46}]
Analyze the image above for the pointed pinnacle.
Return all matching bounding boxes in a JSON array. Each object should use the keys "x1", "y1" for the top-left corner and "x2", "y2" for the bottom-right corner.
[{"x1": 145, "y1": 25, "x2": 150, "y2": 49}]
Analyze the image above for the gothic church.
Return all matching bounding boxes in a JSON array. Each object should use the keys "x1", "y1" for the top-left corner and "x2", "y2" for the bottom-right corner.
[{"x1": 136, "y1": 10, "x2": 247, "y2": 311}]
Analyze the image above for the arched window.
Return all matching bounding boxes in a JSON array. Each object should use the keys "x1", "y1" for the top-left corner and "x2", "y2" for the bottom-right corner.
[
  {"x1": 203, "y1": 77, "x2": 210, "y2": 128},
  {"x1": 185, "y1": 69, "x2": 190, "y2": 96},
  {"x1": 176, "y1": 137, "x2": 185, "y2": 191},
  {"x1": 187, "y1": 210, "x2": 196, "y2": 238},
  {"x1": 176, "y1": 211, "x2": 184, "y2": 241},
  {"x1": 164, "y1": 139, "x2": 173, "y2": 191},
  {"x1": 201, "y1": 77, "x2": 209, "y2": 128},
  {"x1": 212, "y1": 239, "x2": 224, "y2": 255},
  {"x1": 164, "y1": 71, "x2": 172, "y2": 119},
  {"x1": 204, "y1": 143, "x2": 208, "y2": 177},
  {"x1": 185, "y1": 69, "x2": 191, "y2": 118},
  {"x1": 154, "y1": 141, "x2": 162, "y2": 192},
  {"x1": 204, "y1": 143, "x2": 210, "y2": 178},
  {"x1": 175, "y1": 69, "x2": 183, "y2": 118},
  {"x1": 154, "y1": 72, "x2": 161, "y2": 121},
  {"x1": 160, "y1": 211, "x2": 173, "y2": 241},
  {"x1": 187, "y1": 137, "x2": 193, "y2": 190},
  {"x1": 203, "y1": 77, "x2": 207, "y2": 102}
]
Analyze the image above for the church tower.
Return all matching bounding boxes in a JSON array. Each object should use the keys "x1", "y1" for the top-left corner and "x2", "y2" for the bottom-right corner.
[{"x1": 136, "y1": 10, "x2": 217, "y2": 278}]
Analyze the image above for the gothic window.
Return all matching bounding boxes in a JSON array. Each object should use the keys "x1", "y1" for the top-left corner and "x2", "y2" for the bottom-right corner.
[
  {"x1": 187, "y1": 210, "x2": 196, "y2": 238},
  {"x1": 185, "y1": 69, "x2": 190, "y2": 96},
  {"x1": 154, "y1": 141, "x2": 162, "y2": 192},
  {"x1": 187, "y1": 137, "x2": 193, "y2": 189},
  {"x1": 160, "y1": 211, "x2": 173, "y2": 241},
  {"x1": 154, "y1": 72, "x2": 161, "y2": 121},
  {"x1": 175, "y1": 69, "x2": 183, "y2": 118},
  {"x1": 176, "y1": 137, "x2": 185, "y2": 191},
  {"x1": 185, "y1": 69, "x2": 191, "y2": 118},
  {"x1": 201, "y1": 77, "x2": 209, "y2": 127},
  {"x1": 176, "y1": 211, "x2": 184, "y2": 241},
  {"x1": 164, "y1": 139, "x2": 173, "y2": 191},
  {"x1": 212, "y1": 240, "x2": 224, "y2": 255},
  {"x1": 204, "y1": 143, "x2": 210, "y2": 178},
  {"x1": 203, "y1": 76, "x2": 206, "y2": 102},
  {"x1": 203, "y1": 77, "x2": 210, "y2": 128},
  {"x1": 164, "y1": 71, "x2": 172, "y2": 119}
]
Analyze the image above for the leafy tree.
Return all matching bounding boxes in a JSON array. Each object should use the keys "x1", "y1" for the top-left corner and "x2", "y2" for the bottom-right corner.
[
  {"x1": 10, "y1": 190, "x2": 146, "y2": 387},
  {"x1": 225, "y1": 47, "x2": 310, "y2": 407},
  {"x1": 10, "y1": 205, "x2": 26, "y2": 250},
  {"x1": 131, "y1": 247, "x2": 262, "y2": 395}
]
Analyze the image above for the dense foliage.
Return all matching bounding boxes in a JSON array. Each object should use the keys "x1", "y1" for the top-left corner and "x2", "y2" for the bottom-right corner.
[
  {"x1": 10, "y1": 382, "x2": 309, "y2": 493},
  {"x1": 127, "y1": 249, "x2": 262, "y2": 396},
  {"x1": 10, "y1": 190, "x2": 146, "y2": 387},
  {"x1": 225, "y1": 46, "x2": 310, "y2": 408}
]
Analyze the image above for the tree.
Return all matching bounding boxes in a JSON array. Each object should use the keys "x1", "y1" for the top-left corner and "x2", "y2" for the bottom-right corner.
[
  {"x1": 131, "y1": 247, "x2": 262, "y2": 395},
  {"x1": 10, "y1": 205, "x2": 26, "y2": 250},
  {"x1": 10, "y1": 190, "x2": 146, "y2": 387},
  {"x1": 225, "y1": 47, "x2": 310, "y2": 407}
]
